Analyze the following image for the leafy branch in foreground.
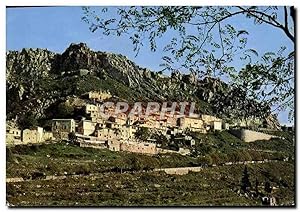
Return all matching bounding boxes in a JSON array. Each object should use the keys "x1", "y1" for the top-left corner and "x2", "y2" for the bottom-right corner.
[{"x1": 82, "y1": 6, "x2": 294, "y2": 120}]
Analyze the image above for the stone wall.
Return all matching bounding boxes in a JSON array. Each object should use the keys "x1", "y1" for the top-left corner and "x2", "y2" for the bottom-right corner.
[
  {"x1": 155, "y1": 166, "x2": 203, "y2": 175},
  {"x1": 230, "y1": 129, "x2": 277, "y2": 143},
  {"x1": 120, "y1": 141, "x2": 157, "y2": 154}
]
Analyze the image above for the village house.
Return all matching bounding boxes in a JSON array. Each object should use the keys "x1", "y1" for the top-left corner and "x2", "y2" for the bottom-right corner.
[
  {"x1": 6, "y1": 126, "x2": 22, "y2": 145},
  {"x1": 212, "y1": 120, "x2": 222, "y2": 131},
  {"x1": 167, "y1": 127, "x2": 184, "y2": 136},
  {"x1": 77, "y1": 119, "x2": 97, "y2": 136},
  {"x1": 87, "y1": 90, "x2": 112, "y2": 102},
  {"x1": 166, "y1": 115, "x2": 178, "y2": 127},
  {"x1": 95, "y1": 128, "x2": 121, "y2": 141},
  {"x1": 201, "y1": 114, "x2": 224, "y2": 131},
  {"x1": 177, "y1": 116, "x2": 205, "y2": 132},
  {"x1": 94, "y1": 124, "x2": 136, "y2": 141},
  {"x1": 43, "y1": 131, "x2": 54, "y2": 141},
  {"x1": 231, "y1": 117, "x2": 262, "y2": 128},
  {"x1": 222, "y1": 122, "x2": 230, "y2": 130},
  {"x1": 107, "y1": 140, "x2": 121, "y2": 151},
  {"x1": 85, "y1": 104, "x2": 100, "y2": 121},
  {"x1": 6, "y1": 121, "x2": 54, "y2": 145},
  {"x1": 140, "y1": 118, "x2": 161, "y2": 129},
  {"x1": 108, "y1": 115, "x2": 127, "y2": 125},
  {"x1": 22, "y1": 127, "x2": 44, "y2": 144},
  {"x1": 52, "y1": 119, "x2": 76, "y2": 140},
  {"x1": 173, "y1": 134, "x2": 195, "y2": 146},
  {"x1": 106, "y1": 121, "x2": 122, "y2": 129}
]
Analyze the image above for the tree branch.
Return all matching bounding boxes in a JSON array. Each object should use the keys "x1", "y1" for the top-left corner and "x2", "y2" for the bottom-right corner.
[
  {"x1": 236, "y1": 6, "x2": 294, "y2": 43},
  {"x1": 284, "y1": 6, "x2": 288, "y2": 30}
]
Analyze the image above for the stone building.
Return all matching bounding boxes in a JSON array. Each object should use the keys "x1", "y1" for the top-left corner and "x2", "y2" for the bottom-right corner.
[
  {"x1": 95, "y1": 128, "x2": 120, "y2": 141},
  {"x1": 108, "y1": 116, "x2": 126, "y2": 125},
  {"x1": 52, "y1": 119, "x2": 76, "y2": 140},
  {"x1": 6, "y1": 127, "x2": 22, "y2": 145},
  {"x1": 6, "y1": 122, "x2": 54, "y2": 145},
  {"x1": 43, "y1": 132, "x2": 54, "y2": 141},
  {"x1": 107, "y1": 140, "x2": 121, "y2": 151},
  {"x1": 22, "y1": 127, "x2": 44, "y2": 144},
  {"x1": 85, "y1": 104, "x2": 100, "y2": 120},
  {"x1": 201, "y1": 114, "x2": 221, "y2": 123},
  {"x1": 177, "y1": 116, "x2": 205, "y2": 132},
  {"x1": 78, "y1": 120, "x2": 97, "y2": 136},
  {"x1": 212, "y1": 121, "x2": 222, "y2": 131},
  {"x1": 87, "y1": 90, "x2": 112, "y2": 102}
]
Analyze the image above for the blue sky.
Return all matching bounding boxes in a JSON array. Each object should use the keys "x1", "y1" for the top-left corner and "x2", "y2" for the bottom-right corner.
[{"x1": 6, "y1": 6, "x2": 294, "y2": 125}]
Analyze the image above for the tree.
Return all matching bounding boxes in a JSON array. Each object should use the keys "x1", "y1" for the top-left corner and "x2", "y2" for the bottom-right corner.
[
  {"x1": 264, "y1": 181, "x2": 273, "y2": 194},
  {"x1": 255, "y1": 178, "x2": 259, "y2": 195},
  {"x1": 134, "y1": 127, "x2": 151, "y2": 141},
  {"x1": 152, "y1": 132, "x2": 168, "y2": 148},
  {"x1": 18, "y1": 112, "x2": 38, "y2": 129},
  {"x1": 82, "y1": 6, "x2": 294, "y2": 120},
  {"x1": 210, "y1": 152, "x2": 221, "y2": 165},
  {"x1": 56, "y1": 102, "x2": 74, "y2": 118},
  {"x1": 241, "y1": 166, "x2": 251, "y2": 193},
  {"x1": 68, "y1": 132, "x2": 77, "y2": 143},
  {"x1": 197, "y1": 155, "x2": 213, "y2": 167}
]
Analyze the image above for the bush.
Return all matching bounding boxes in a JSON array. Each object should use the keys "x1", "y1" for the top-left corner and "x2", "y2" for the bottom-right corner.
[
  {"x1": 197, "y1": 155, "x2": 212, "y2": 166},
  {"x1": 210, "y1": 152, "x2": 221, "y2": 164},
  {"x1": 248, "y1": 150, "x2": 262, "y2": 161},
  {"x1": 135, "y1": 127, "x2": 150, "y2": 141}
]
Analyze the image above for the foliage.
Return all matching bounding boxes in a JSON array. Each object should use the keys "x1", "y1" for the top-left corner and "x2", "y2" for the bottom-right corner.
[
  {"x1": 68, "y1": 132, "x2": 77, "y2": 143},
  {"x1": 241, "y1": 166, "x2": 251, "y2": 192},
  {"x1": 56, "y1": 102, "x2": 74, "y2": 118},
  {"x1": 134, "y1": 127, "x2": 151, "y2": 141},
  {"x1": 264, "y1": 181, "x2": 273, "y2": 193},
  {"x1": 196, "y1": 155, "x2": 213, "y2": 166},
  {"x1": 17, "y1": 112, "x2": 38, "y2": 129}
]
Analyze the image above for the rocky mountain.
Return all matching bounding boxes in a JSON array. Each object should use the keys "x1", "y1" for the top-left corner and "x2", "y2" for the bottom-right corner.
[{"x1": 6, "y1": 43, "x2": 279, "y2": 129}]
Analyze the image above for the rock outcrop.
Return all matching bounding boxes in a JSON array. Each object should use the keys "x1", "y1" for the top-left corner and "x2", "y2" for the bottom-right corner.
[{"x1": 6, "y1": 42, "x2": 279, "y2": 129}]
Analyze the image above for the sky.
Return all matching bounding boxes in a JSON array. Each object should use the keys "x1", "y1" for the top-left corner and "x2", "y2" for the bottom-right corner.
[{"x1": 6, "y1": 6, "x2": 294, "y2": 125}]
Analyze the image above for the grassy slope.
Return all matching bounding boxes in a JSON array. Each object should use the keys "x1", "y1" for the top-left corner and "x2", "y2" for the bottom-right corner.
[
  {"x1": 6, "y1": 130, "x2": 295, "y2": 206},
  {"x1": 7, "y1": 161, "x2": 294, "y2": 206},
  {"x1": 7, "y1": 130, "x2": 294, "y2": 178},
  {"x1": 7, "y1": 142, "x2": 200, "y2": 178}
]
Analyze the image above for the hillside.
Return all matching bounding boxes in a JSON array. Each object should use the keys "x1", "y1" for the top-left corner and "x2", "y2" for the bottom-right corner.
[
  {"x1": 6, "y1": 137, "x2": 295, "y2": 206},
  {"x1": 6, "y1": 43, "x2": 279, "y2": 129}
]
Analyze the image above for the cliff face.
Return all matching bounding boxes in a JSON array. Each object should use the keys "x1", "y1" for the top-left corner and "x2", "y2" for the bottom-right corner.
[{"x1": 6, "y1": 42, "x2": 278, "y2": 129}]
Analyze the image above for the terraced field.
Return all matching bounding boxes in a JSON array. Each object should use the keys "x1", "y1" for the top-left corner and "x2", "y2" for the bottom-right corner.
[{"x1": 6, "y1": 142, "x2": 295, "y2": 206}]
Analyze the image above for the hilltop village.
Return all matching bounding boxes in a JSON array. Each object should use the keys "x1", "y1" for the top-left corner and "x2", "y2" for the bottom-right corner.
[{"x1": 6, "y1": 90, "x2": 281, "y2": 155}]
